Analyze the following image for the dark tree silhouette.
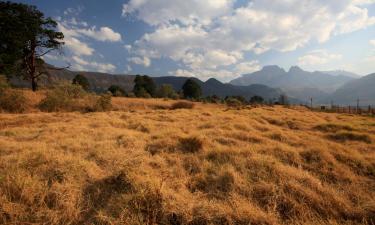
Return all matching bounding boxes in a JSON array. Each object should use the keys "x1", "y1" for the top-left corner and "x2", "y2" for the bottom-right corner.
[
  {"x1": 0, "y1": 2, "x2": 64, "y2": 91},
  {"x1": 108, "y1": 85, "x2": 126, "y2": 97},
  {"x1": 182, "y1": 78, "x2": 201, "y2": 99},
  {"x1": 133, "y1": 75, "x2": 156, "y2": 97},
  {"x1": 250, "y1": 95, "x2": 264, "y2": 104},
  {"x1": 72, "y1": 74, "x2": 90, "y2": 91}
]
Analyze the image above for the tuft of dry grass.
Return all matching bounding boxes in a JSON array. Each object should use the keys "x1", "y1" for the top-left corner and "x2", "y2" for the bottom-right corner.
[
  {"x1": 170, "y1": 101, "x2": 195, "y2": 110},
  {"x1": 178, "y1": 137, "x2": 203, "y2": 153},
  {"x1": 327, "y1": 131, "x2": 372, "y2": 143},
  {"x1": 0, "y1": 90, "x2": 374, "y2": 224}
]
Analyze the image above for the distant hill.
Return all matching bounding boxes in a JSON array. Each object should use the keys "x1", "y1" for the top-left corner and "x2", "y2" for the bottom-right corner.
[
  {"x1": 320, "y1": 70, "x2": 360, "y2": 78},
  {"x1": 230, "y1": 65, "x2": 354, "y2": 93},
  {"x1": 328, "y1": 73, "x2": 375, "y2": 105},
  {"x1": 10, "y1": 66, "x2": 285, "y2": 101},
  {"x1": 229, "y1": 65, "x2": 358, "y2": 103}
]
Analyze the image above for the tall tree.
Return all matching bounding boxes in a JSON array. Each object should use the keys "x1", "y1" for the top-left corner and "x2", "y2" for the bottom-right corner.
[
  {"x1": 133, "y1": 75, "x2": 156, "y2": 97},
  {"x1": 182, "y1": 78, "x2": 201, "y2": 99},
  {"x1": 0, "y1": 2, "x2": 64, "y2": 91}
]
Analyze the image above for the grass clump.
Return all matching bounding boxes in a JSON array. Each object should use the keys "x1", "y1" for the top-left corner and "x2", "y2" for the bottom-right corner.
[
  {"x1": 327, "y1": 132, "x2": 372, "y2": 143},
  {"x1": 170, "y1": 101, "x2": 194, "y2": 110},
  {"x1": 314, "y1": 123, "x2": 354, "y2": 132},
  {"x1": 92, "y1": 94, "x2": 112, "y2": 112},
  {"x1": 178, "y1": 137, "x2": 203, "y2": 153},
  {"x1": 189, "y1": 168, "x2": 235, "y2": 198},
  {"x1": 0, "y1": 89, "x2": 28, "y2": 113}
]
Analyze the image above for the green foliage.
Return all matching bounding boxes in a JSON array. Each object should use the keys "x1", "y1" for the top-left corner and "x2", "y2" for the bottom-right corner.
[
  {"x1": 0, "y1": 2, "x2": 64, "y2": 90},
  {"x1": 133, "y1": 75, "x2": 156, "y2": 97},
  {"x1": 39, "y1": 83, "x2": 86, "y2": 112},
  {"x1": 93, "y1": 94, "x2": 112, "y2": 112},
  {"x1": 0, "y1": 75, "x2": 10, "y2": 92},
  {"x1": 225, "y1": 95, "x2": 247, "y2": 104},
  {"x1": 182, "y1": 78, "x2": 201, "y2": 99},
  {"x1": 0, "y1": 89, "x2": 28, "y2": 113},
  {"x1": 108, "y1": 85, "x2": 126, "y2": 97},
  {"x1": 156, "y1": 84, "x2": 177, "y2": 99},
  {"x1": 204, "y1": 95, "x2": 221, "y2": 103},
  {"x1": 225, "y1": 97, "x2": 242, "y2": 108},
  {"x1": 250, "y1": 95, "x2": 264, "y2": 104},
  {"x1": 72, "y1": 74, "x2": 90, "y2": 91}
]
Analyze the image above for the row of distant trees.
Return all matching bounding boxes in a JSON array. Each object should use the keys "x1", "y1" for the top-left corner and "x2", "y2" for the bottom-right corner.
[
  {"x1": 72, "y1": 73, "x2": 290, "y2": 105},
  {"x1": 72, "y1": 73, "x2": 202, "y2": 100}
]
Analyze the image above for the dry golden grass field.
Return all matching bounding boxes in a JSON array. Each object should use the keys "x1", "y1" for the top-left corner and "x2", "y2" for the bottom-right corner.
[{"x1": 0, "y1": 92, "x2": 375, "y2": 224}]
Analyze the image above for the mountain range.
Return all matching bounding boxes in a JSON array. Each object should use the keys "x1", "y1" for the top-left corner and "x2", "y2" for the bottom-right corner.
[
  {"x1": 9, "y1": 64, "x2": 375, "y2": 105},
  {"x1": 229, "y1": 66, "x2": 375, "y2": 105},
  {"x1": 9, "y1": 65, "x2": 285, "y2": 102}
]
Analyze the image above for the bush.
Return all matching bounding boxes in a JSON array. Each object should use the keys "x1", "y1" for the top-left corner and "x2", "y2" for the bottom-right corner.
[
  {"x1": 156, "y1": 84, "x2": 178, "y2": 99},
  {"x1": 93, "y1": 94, "x2": 112, "y2": 112},
  {"x1": 170, "y1": 101, "x2": 194, "y2": 110},
  {"x1": 0, "y1": 75, "x2": 10, "y2": 92},
  {"x1": 0, "y1": 89, "x2": 28, "y2": 113},
  {"x1": 225, "y1": 97, "x2": 242, "y2": 108},
  {"x1": 178, "y1": 137, "x2": 203, "y2": 153},
  {"x1": 39, "y1": 83, "x2": 86, "y2": 112}
]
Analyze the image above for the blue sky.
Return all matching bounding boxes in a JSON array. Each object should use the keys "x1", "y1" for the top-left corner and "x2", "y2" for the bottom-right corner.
[{"x1": 15, "y1": 0, "x2": 375, "y2": 81}]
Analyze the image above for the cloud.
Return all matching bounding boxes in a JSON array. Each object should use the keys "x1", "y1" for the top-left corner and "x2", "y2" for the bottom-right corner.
[
  {"x1": 65, "y1": 37, "x2": 95, "y2": 56},
  {"x1": 72, "y1": 56, "x2": 116, "y2": 73},
  {"x1": 298, "y1": 50, "x2": 342, "y2": 66},
  {"x1": 76, "y1": 26, "x2": 122, "y2": 42},
  {"x1": 370, "y1": 39, "x2": 375, "y2": 47},
  {"x1": 124, "y1": 0, "x2": 375, "y2": 80},
  {"x1": 235, "y1": 61, "x2": 261, "y2": 74},
  {"x1": 128, "y1": 56, "x2": 151, "y2": 67},
  {"x1": 122, "y1": 0, "x2": 234, "y2": 26}
]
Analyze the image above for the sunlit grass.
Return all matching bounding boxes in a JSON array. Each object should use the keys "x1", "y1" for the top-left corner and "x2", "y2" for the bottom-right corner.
[{"x1": 0, "y1": 91, "x2": 374, "y2": 224}]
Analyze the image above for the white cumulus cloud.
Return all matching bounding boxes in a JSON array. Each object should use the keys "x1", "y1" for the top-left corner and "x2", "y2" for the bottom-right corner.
[
  {"x1": 123, "y1": 0, "x2": 375, "y2": 80},
  {"x1": 298, "y1": 50, "x2": 342, "y2": 66}
]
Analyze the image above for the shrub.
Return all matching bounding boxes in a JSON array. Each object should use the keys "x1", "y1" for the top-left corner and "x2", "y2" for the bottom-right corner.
[
  {"x1": 225, "y1": 97, "x2": 242, "y2": 108},
  {"x1": 0, "y1": 75, "x2": 10, "y2": 92},
  {"x1": 178, "y1": 137, "x2": 203, "y2": 153},
  {"x1": 39, "y1": 83, "x2": 86, "y2": 112},
  {"x1": 170, "y1": 101, "x2": 194, "y2": 110},
  {"x1": 0, "y1": 89, "x2": 28, "y2": 113},
  {"x1": 156, "y1": 84, "x2": 177, "y2": 99},
  {"x1": 93, "y1": 94, "x2": 112, "y2": 112}
]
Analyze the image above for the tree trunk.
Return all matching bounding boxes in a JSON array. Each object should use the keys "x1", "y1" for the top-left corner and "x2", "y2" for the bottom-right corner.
[
  {"x1": 30, "y1": 40, "x2": 37, "y2": 91},
  {"x1": 31, "y1": 77, "x2": 37, "y2": 91}
]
